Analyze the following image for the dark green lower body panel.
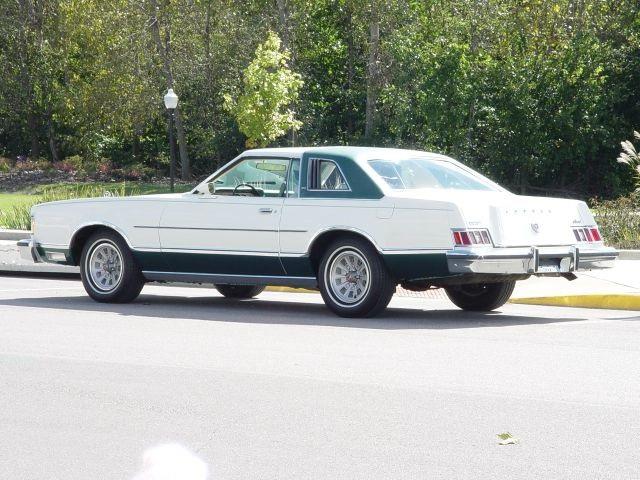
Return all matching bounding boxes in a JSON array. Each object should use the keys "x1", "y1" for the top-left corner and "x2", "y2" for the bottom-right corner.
[
  {"x1": 132, "y1": 250, "x2": 453, "y2": 284},
  {"x1": 280, "y1": 256, "x2": 316, "y2": 277},
  {"x1": 133, "y1": 251, "x2": 286, "y2": 276},
  {"x1": 382, "y1": 253, "x2": 450, "y2": 281}
]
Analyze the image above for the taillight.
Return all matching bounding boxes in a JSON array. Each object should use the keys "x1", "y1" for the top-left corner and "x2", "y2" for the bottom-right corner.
[
  {"x1": 573, "y1": 226, "x2": 602, "y2": 243},
  {"x1": 452, "y1": 229, "x2": 492, "y2": 246}
]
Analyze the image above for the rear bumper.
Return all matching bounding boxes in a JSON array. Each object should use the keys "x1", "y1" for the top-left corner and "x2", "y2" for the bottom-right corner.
[
  {"x1": 17, "y1": 238, "x2": 43, "y2": 263},
  {"x1": 447, "y1": 245, "x2": 618, "y2": 275}
]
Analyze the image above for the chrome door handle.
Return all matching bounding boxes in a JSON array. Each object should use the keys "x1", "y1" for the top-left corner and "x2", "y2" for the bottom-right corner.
[{"x1": 259, "y1": 207, "x2": 274, "y2": 214}]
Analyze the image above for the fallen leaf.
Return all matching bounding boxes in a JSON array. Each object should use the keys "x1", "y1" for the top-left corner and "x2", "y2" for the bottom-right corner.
[{"x1": 496, "y1": 432, "x2": 519, "y2": 445}]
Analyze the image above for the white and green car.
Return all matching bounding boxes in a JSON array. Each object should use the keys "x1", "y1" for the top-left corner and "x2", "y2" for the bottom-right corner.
[{"x1": 18, "y1": 146, "x2": 617, "y2": 317}]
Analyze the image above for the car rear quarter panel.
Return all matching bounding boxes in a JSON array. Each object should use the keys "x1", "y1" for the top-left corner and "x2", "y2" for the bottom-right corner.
[{"x1": 279, "y1": 197, "x2": 459, "y2": 254}]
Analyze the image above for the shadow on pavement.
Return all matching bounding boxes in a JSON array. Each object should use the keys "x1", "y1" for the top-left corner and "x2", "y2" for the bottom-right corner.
[{"x1": 0, "y1": 292, "x2": 603, "y2": 330}]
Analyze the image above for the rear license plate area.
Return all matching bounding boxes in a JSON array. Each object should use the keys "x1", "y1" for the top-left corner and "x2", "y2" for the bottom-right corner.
[{"x1": 536, "y1": 259, "x2": 561, "y2": 273}]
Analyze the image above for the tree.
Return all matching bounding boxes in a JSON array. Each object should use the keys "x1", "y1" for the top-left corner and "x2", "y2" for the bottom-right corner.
[
  {"x1": 147, "y1": 0, "x2": 191, "y2": 179},
  {"x1": 224, "y1": 31, "x2": 303, "y2": 148}
]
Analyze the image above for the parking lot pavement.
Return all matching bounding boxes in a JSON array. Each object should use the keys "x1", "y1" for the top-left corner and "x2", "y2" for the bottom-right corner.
[{"x1": 1, "y1": 275, "x2": 639, "y2": 480}]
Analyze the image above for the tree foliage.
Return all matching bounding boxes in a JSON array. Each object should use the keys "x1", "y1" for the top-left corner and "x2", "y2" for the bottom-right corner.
[
  {"x1": 0, "y1": 0, "x2": 639, "y2": 198},
  {"x1": 224, "y1": 31, "x2": 303, "y2": 148}
]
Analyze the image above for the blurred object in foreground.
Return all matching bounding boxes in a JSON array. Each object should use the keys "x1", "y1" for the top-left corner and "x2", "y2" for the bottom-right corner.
[{"x1": 131, "y1": 443, "x2": 209, "y2": 480}]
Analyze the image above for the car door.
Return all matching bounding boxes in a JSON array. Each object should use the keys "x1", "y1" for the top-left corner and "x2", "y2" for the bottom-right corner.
[{"x1": 158, "y1": 156, "x2": 292, "y2": 276}]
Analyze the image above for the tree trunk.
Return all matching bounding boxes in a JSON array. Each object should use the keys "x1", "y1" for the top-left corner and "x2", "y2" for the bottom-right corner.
[
  {"x1": 148, "y1": 0, "x2": 190, "y2": 179},
  {"x1": 276, "y1": 0, "x2": 290, "y2": 52},
  {"x1": 174, "y1": 108, "x2": 190, "y2": 178},
  {"x1": 27, "y1": 110, "x2": 40, "y2": 159},
  {"x1": 47, "y1": 114, "x2": 59, "y2": 163},
  {"x1": 365, "y1": 18, "x2": 380, "y2": 140},
  {"x1": 345, "y1": 5, "x2": 355, "y2": 136}
]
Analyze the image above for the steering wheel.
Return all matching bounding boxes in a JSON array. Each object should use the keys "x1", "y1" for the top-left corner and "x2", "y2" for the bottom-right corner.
[{"x1": 232, "y1": 183, "x2": 261, "y2": 197}]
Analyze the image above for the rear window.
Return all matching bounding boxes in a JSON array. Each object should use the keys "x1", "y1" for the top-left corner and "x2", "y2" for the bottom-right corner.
[{"x1": 368, "y1": 158, "x2": 495, "y2": 191}]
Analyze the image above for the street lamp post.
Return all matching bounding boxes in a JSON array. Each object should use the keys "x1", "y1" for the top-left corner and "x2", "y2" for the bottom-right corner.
[{"x1": 163, "y1": 88, "x2": 179, "y2": 193}]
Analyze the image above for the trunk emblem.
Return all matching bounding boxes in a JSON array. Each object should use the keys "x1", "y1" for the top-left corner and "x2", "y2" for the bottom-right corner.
[{"x1": 531, "y1": 223, "x2": 540, "y2": 233}]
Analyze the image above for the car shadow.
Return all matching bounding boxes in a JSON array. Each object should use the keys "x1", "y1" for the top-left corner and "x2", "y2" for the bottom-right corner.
[{"x1": 0, "y1": 291, "x2": 603, "y2": 330}]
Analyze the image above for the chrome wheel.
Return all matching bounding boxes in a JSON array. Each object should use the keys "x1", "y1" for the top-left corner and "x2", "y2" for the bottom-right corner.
[
  {"x1": 326, "y1": 248, "x2": 370, "y2": 306},
  {"x1": 87, "y1": 242, "x2": 123, "y2": 292}
]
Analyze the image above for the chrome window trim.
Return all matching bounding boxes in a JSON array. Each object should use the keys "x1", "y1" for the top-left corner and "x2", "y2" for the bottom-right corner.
[
  {"x1": 199, "y1": 155, "x2": 297, "y2": 197},
  {"x1": 284, "y1": 157, "x2": 302, "y2": 198},
  {"x1": 306, "y1": 158, "x2": 352, "y2": 192}
]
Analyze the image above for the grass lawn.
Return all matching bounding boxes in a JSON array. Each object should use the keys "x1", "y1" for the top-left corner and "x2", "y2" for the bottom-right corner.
[
  {"x1": 0, "y1": 181, "x2": 193, "y2": 211},
  {"x1": 0, "y1": 193, "x2": 34, "y2": 211}
]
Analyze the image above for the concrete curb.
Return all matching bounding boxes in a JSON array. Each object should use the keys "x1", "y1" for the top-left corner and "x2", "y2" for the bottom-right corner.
[
  {"x1": 0, "y1": 229, "x2": 31, "y2": 241},
  {"x1": 619, "y1": 250, "x2": 640, "y2": 260},
  {"x1": 510, "y1": 294, "x2": 640, "y2": 311}
]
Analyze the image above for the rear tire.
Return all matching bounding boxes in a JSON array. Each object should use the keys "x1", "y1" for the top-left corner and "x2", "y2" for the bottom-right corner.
[
  {"x1": 318, "y1": 237, "x2": 396, "y2": 318},
  {"x1": 215, "y1": 284, "x2": 265, "y2": 299},
  {"x1": 80, "y1": 230, "x2": 145, "y2": 303},
  {"x1": 445, "y1": 281, "x2": 515, "y2": 311}
]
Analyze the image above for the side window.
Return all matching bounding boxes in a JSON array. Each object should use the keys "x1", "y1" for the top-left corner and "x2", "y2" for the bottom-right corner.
[
  {"x1": 285, "y1": 159, "x2": 301, "y2": 198},
  {"x1": 208, "y1": 158, "x2": 289, "y2": 197},
  {"x1": 308, "y1": 158, "x2": 350, "y2": 191}
]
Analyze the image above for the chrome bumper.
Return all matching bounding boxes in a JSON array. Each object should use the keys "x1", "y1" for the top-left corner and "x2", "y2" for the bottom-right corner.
[
  {"x1": 17, "y1": 238, "x2": 43, "y2": 263},
  {"x1": 447, "y1": 245, "x2": 618, "y2": 275}
]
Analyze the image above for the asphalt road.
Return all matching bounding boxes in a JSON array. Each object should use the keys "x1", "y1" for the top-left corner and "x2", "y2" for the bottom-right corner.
[{"x1": 0, "y1": 276, "x2": 639, "y2": 480}]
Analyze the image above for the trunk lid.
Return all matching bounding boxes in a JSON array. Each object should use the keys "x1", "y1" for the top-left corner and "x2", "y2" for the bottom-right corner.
[
  {"x1": 485, "y1": 196, "x2": 593, "y2": 247},
  {"x1": 389, "y1": 190, "x2": 594, "y2": 247}
]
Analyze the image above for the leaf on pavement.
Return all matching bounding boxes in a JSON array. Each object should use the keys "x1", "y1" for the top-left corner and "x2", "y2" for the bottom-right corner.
[{"x1": 496, "y1": 432, "x2": 519, "y2": 445}]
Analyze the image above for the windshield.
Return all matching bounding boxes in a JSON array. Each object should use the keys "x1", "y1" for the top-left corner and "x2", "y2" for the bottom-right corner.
[{"x1": 368, "y1": 158, "x2": 496, "y2": 191}]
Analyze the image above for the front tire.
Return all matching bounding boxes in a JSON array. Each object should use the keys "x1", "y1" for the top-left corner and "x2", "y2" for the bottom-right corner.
[
  {"x1": 215, "y1": 284, "x2": 265, "y2": 299},
  {"x1": 80, "y1": 230, "x2": 145, "y2": 303},
  {"x1": 318, "y1": 238, "x2": 396, "y2": 318},
  {"x1": 445, "y1": 281, "x2": 515, "y2": 311}
]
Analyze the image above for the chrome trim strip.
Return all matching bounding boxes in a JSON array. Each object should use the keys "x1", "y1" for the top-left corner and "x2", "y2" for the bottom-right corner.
[
  {"x1": 303, "y1": 226, "x2": 383, "y2": 254},
  {"x1": 70, "y1": 221, "x2": 136, "y2": 250},
  {"x1": 133, "y1": 247, "x2": 280, "y2": 256},
  {"x1": 134, "y1": 225, "x2": 307, "y2": 233},
  {"x1": 142, "y1": 271, "x2": 317, "y2": 287},
  {"x1": 162, "y1": 248, "x2": 278, "y2": 256},
  {"x1": 17, "y1": 238, "x2": 43, "y2": 263},
  {"x1": 138, "y1": 225, "x2": 278, "y2": 233}
]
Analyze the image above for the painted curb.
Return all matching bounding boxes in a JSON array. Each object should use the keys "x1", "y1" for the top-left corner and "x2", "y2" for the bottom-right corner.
[
  {"x1": 0, "y1": 229, "x2": 31, "y2": 241},
  {"x1": 510, "y1": 294, "x2": 640, "y2": 311}
]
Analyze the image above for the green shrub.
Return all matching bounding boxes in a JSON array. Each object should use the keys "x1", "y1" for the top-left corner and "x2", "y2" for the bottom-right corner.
[
  {"x1": 0, "y1": 183, "x2": 136, "y2": 230},
  {"x1": 591, "y1": 194, "x2": 640, "y2": 250},
  {"x1": 0, "y1": 157, "x2": 12, "y2": 172}
]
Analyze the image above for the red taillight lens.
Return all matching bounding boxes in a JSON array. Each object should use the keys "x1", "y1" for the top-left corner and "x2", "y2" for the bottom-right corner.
[
  {"x1": 584, "y1": 229, "x2": 593, "y2": 242},
  {"x1": 453, "y1": 229, "x2": 492, "y2": 247},
  {"x1": 572, "y1": 226, "x2": 602, "y2": 243}
]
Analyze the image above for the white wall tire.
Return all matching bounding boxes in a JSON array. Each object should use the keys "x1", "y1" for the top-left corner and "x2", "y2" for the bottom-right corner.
[
  {"x1": 80, "y1": 230, "x2": 145, "y2": 303},
  {"x1": 318, "y1": 237, "x2": 396, "y2": 318}
]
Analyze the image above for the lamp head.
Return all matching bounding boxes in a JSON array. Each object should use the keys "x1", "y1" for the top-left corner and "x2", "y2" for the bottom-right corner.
[{"x1": 163, "y1": 88, "x2": 178, "y2": 109}]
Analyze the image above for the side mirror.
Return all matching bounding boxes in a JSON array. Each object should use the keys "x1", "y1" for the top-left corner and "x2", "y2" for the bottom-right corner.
[{"x1": 207, "y1": 182, "x2": 216, "y2": 195}]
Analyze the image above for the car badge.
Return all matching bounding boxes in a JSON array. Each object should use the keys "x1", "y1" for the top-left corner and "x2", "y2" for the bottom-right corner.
[{"x1": 531, "y1": 223, "x2": 540, "y2": 233}]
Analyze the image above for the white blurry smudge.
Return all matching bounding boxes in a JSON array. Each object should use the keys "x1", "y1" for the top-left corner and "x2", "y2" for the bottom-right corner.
[{"x1": 131, "y1": 443, "x2": 209, "y2": 480}]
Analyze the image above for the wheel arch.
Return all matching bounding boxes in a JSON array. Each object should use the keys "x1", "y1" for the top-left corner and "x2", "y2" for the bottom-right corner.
[
  {"x1": 307, "y1": 227, "x2": 382, "y2": 274},
  {"x1": 69, "y1": 223, "x2": 132, "y2": 265}
]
